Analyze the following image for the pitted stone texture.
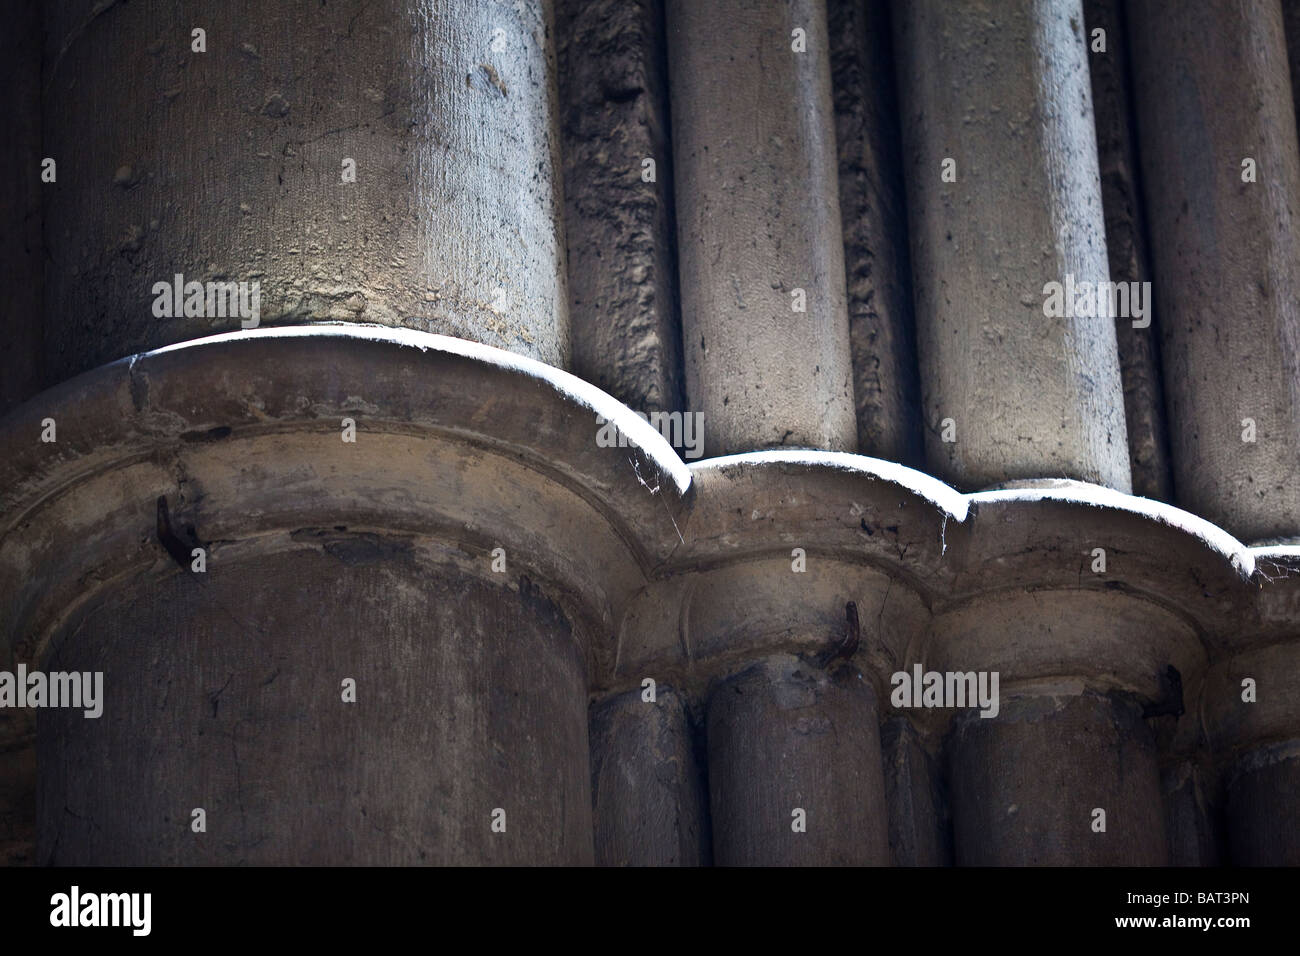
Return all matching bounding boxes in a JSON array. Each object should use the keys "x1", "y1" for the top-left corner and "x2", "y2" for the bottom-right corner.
[
  {"x1": 37, "y1": 547, "x2": 594, "y2": 865},
  {"x1": 948, "y1": 692, "x2": 1168, "y2": 865},
  {"x1": 42, "y1": 0, "x2": 569, "y2": 381},
  {"x1": 557, "y1": 0, "x2": 684, "y2": 416},
  {"x1": 707, "y1": 655, "x2": 889, "y2": 865},
  {"x1": 668, "y1": 0, "x2": 857, "y2": 456},
  {"x1": 1128, "y1": 0, "x2": 1300, "y2": 540},
  {"x1": 589, "y1": 685, "x2": 709, "y2": 865},
  {"x1": 828, "y1": 0, "x2": 923, "y2": 467},
  {"x1": 893, "y1": 0, "x2": 1131, "y2": 492},
  {"x1": 1083, "y1": 0, "x2": 1173, "y2": 503}
]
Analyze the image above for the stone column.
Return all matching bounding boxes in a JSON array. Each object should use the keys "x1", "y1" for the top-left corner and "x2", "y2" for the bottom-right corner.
[
  {"x1": 946, "y1": 689, "x2": 1167, "y2": 865},
  {"x1": 38, "y1": 551, "x2": 595, "y2": 865},
  {"x1": 1204, "y1": 548, "x2": 1300, "y2": 865},
  {"x1": 707, "y1": 655, "x2": 890, "y2": 866},
  {"x1": 892, "y1": 0, "x2": 1131, "y2": 492},
  {"x1": 588, "y1": 685, "x2": 709, "y2": 865},
  {"x1": 880, "y1": 715, "x2": 951, "y2": 866},
  {"x1": 0, "y1": 327, "x2": 693, "y2": 864},
  {"x1": 41, "y1": 0, "x2": 569, "y2": 382},
  {"x1": 0, "y1": 733, "x2": 34, "y2": 866},
  {"x1": 931, "y1": 487, "x2": 1249, "y2": 866},
  {"x1": 1128, "y1": 0, "x2": 1300, "y2": 541},
  {"x1": 666, "y1": 0, "x2": 857, "y2": 456},
  {"x1": 609, "y1": 456, "x2": 959, "y2": 867}
]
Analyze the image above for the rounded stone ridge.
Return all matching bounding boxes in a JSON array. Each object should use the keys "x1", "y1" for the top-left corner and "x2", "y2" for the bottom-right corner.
[
  {"x1": 950, "y1": 481, "x2": 1254, "y2": 622},
  {"x1": 0, "y1": 326, "x2": 691, "y2": 656},
  {"x1": 678, "y1": 450, "x2": 968, "y2": 585}
]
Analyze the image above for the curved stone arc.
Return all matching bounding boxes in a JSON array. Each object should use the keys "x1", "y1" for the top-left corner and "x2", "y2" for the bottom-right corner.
[
  {"x1": 602, "y1": 450, "x2": 962, "y2": 867},
  {"x1": 617, "y1": 455, "x2": 1263, "y2": 685},
  {"x1": 610, "y1": 555, "x2": 930, "y2": 692},
  {"x1": 950, "y1": 482, "x2": 1254, "y2": 632},
  {"x1": 2, "y1": 326, "x2": 691, "y2": 515},
  {"x1": 677, "y1": 451, "x2": 968, "y2": 570},
  {"x1": 0, "y1": 326, "x2": 696, "y2": 865},
  {"x1": 0, "y1": 327, "x2": 693, "y2": 662},
  {"x1": 7, "y1": 347, "x2": 1272, "y2": 686},
  {"x1": 608, "y1": 450, "x2": 965, "y2": 690},
  {"x1": 629, "y1": 450, "x2": 964, "y2": 867}
]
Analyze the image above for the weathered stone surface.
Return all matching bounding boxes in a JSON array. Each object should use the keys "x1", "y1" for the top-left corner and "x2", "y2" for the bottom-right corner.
[
  {"x1": 1083, "y1": 0, "x2": 1173, "y2": 503},
  {"x1": 0, "y1": 0, "x2": 41, "y2": 411},
  {"x1": 39, "y1": 548, "x2": 593, "y2": 865},
  {"x1": 1161, "y1": 760, "x2": 1221, "y2": 866},
  {"x1": 1, "y1": 328, "x2": 692, "y2": 865},
  {"x1": 667, "y1": 0, "x2": 858, "y2": 456},
  {"x1": 707, "y1": 655, "x2": 890, "y2": 866},
  {"x1": 0, "y1": 744, "x2": 35, "y2": 866},
  {"x1": 42, "y1": 0, "x2": 570, "y2": 379},
  {"x1": 2, "y1": 328, "x2": 1296, "y2": 865},
  {"x1": 828, "y1": 0, "x2": 922, "y2": 468},
  {"x1": 557, "y1": 0, "x2": 684, "y2": 415},
  {"x1": 589, "y1": 685, "x2": 708, "y2": 865},
  {"x1": 880, "y1": 715, "x2": 951, "y2": 866},
  {"x1": 1284, "y1": 0, "x2": 1300, "y2": 148},
  {"x1": 1128, "y1": 0, "x2": 1300, "y2": 541},
  {"x1": 1226, "y1": 745, "x2": 1300, "y2": 865},
  {"x1": 893, "y1": 0, "x2": 1131, "y2": 492},
  {"x1": 947, "y1": 693, "x2": 1169, "y2": 865}
]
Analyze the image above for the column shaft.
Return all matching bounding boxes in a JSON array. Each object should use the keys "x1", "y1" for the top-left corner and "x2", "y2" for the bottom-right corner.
[
  {"x1": 893, "y1": 0, "x2": 1131, "y2": 491},
  {"x1": 37, "y1": 551, "x2": 595, "y2": 864},
  {"x1": 1128, "y1": 0, "x2": 1300, "y2": 540},
  {"x1": 42, "y1": 0, "x2": 569, "y2": 381},
  {"x1": 667, "y1": 0, "x2": 857, "y2": 456},
  {"x1": 707, "y1": 656, "x2": 889, "y2": 865},
  {"x1": 589, "y1": 685, "x2": 708, "y2": 865},
  {"x1": 880, "y1": 715, "x2": 951, "y2": 866},
  {"x1": 948, "y1": 693, "x2": 1168, "y2": 865},
  {"x1": 1226, "y1": 745, "x2": 1300, "y2": 865}
]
